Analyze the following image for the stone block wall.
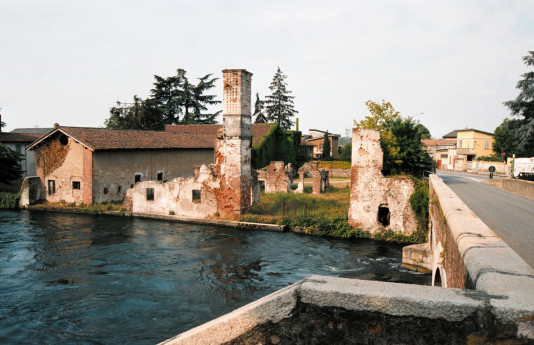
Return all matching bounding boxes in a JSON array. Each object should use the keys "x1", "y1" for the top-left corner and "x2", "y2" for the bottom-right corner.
[
  {"x1": 348, "y1": 128, "x2": 417, "y2": 235},
  {"x1": 502, "y1": 178, "x2": 534, "y2": 199},
  {"x1": 159, "y1": 275, "x2": 534, "y2": 344}
]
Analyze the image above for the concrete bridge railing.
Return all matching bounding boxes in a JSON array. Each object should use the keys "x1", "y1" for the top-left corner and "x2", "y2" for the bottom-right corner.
[{"x1": 158, "y1": 174, "x2": 534, "y2": 344}]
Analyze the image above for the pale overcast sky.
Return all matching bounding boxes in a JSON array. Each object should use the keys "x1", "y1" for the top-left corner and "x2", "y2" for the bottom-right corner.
[{"x1": 1, "y1": 0, "x2": 533, "y2": 138}]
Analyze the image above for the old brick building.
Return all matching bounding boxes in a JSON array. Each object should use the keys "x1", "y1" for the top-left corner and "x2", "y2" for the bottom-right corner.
[{"x1": 27, "y1": 126, "x2": 217, "y2": 204}]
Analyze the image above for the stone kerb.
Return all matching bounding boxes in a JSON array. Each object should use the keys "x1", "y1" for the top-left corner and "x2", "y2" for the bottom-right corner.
[
  {"x1": 430, "y1": 174, "x2": 534, "y2": 323},
  {"x1": 159, "y1": 275, "x2": 534, "y2": 344}
]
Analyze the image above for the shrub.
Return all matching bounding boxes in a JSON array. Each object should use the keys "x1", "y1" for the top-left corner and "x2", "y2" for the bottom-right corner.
[{"x1": 0, "y1": 192, "x2": 20, "y2": 209}]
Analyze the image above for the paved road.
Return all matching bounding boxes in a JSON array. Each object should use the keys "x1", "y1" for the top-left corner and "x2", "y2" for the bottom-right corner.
[{"x1": 437, "y1": 171, "x2": 534, "y2": 269}]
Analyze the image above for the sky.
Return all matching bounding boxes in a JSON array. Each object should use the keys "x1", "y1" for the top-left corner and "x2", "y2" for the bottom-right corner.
[{"x1": 1, "y1": 0, "x2": 533, "y2": 139}]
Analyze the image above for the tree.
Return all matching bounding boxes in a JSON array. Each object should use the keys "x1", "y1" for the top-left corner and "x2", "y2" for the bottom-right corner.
[
  {"x1": 104, "y1": 68, "x2": 221, "y2": 130},
  {"x1": 264, "y1": 67, "x2": 298, "y2": 130},
  {"x1": 500, "y1": 51, "x2": 534, "y2": 157},
  {"x1": 0, "y1": 143, "x2": 23, "y2": 184},
  {"x1": 492, "y1": 118, "x2": 522, "y2": 158},
  {"x1": 355, "y1": 100, "x2": 433, "y2": 177},
  {"x1": 253, "y1": 92, "x2": 267, "y2": 123},
  {"x1": 356, "y1": 100, "x2": 400, "y2": 130},
  {"x1": 322, "y1": 131, "x2": 331, "y2": 160},
  {"x1": 105, "y1": 97, "x2": 165, "y2": 130},
  {"x1": 338, "y1": 142, "x2": 352, "y2": 162}
]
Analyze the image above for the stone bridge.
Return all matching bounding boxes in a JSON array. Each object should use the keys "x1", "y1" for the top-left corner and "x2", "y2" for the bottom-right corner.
[{"x1": 158, "y1": 173, "x2": 534, "y2": 344}]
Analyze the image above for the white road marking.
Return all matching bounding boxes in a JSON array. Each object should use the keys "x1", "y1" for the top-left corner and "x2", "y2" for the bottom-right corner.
[{"x1": 465, "y1": 177, "x2": 483, "y2": 183}]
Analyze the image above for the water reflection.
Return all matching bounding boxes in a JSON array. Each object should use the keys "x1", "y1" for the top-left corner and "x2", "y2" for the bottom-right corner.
[{"x1": 0, "y1": 210, "x2": 429, "y2": 345}]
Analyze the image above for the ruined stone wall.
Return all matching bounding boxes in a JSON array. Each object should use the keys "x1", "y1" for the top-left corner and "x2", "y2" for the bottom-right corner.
[
  {"x1": 348, "y1": 128, "x2": 417, "y2": 235},
  {"x1": 216, "y1": 69, "x2": 253, "y2": 216},
  {"x1": 257, "y1": 161, "x2": 291, "y2": 193},
  {"x1": 92, "y1": 149, "x2": 214, "y2": 203},
  {"x1": 295, "y1": 162, "x2": 329, "y2": 195},
  {"x1": 127, "y1": 164, "x2": 219, "y2": 217}
]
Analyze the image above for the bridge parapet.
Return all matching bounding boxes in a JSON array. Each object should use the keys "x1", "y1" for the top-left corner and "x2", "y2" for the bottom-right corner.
[{"x1": 429, "y1": 174, "x2": 534, "y2": 324}]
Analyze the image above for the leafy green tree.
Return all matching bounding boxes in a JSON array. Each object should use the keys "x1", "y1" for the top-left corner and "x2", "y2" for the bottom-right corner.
[
  {"x1": 253, "y1": 92, "x2": 267, "y2": 123},
  {"x1": 492, "y1": 118, "x2": 522, "y2": 158},
  {"x1": 416, "y1": 123, "x2": 431, "y2": 139},
  {"x1": 0, "y1": 143, "x2": 23, "y2": 184},
  {"x1": 355, "y1": 100, "x2": 433, "y2": 177},
  {"x1": 105, "y1": 68, "x2": 220, "y2": 129},
  {"x1": 501, "y1": 51, "x2": 534, "y2": 157},
  {"x1": 105, "y1": 97, "x2": 165, "y2": 130},
  {"x1": 265, "y1": 67, "x2": 298, "y2": 130},
  {"x1": 322, "y1": 131, "x2": 332, "y2": 160}
]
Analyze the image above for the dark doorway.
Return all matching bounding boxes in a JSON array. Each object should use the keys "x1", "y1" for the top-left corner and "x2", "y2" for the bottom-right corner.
[{"x1": 378, "y1": 204, "x2": 390, "y2": 226}]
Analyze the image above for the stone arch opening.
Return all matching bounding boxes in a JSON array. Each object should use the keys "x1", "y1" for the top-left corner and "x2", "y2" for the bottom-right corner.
[
  {"x1": 377, "y1": 204, "x2": 390, "y2": 226},
  {"x1": 434, "y1": 268, "x2": 442, "y2": 287}
]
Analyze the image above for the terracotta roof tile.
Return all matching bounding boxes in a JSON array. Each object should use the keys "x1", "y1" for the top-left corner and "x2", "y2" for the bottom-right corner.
[
  {"x1": 0, "y1": 132, "x2": 43, "y2": 143},
  {"x1": 165, "y1": 123, "x2": 276, "y2": 147},
  {"x1": 28, "y1": 123, "x2": 278, "y2": 151},
  {"x1": 28, "y1": 127, "x2": 215, "y2": 151}
]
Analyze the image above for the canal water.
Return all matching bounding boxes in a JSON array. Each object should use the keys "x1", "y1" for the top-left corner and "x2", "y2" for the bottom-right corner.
[{"x1": 0, "y1": 210, "x2": 429, "y2": 344}]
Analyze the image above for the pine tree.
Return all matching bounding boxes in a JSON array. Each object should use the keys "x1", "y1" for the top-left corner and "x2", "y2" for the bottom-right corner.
[
  {"x1": 253, "y1": 92, "x2": 267, "y2": 123},
  {"x1": 264, "y1": 67, "x2": 298, "y2": 130},
  {"x1": 105, "y1": 68, "x2": 221, "y2": 129}
]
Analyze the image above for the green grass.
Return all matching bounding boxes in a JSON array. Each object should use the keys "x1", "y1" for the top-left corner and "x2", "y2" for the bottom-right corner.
[
  {"x1": 242, "y1": 184, "x2": 428, "y2": 244},
  {"x1": 32, "y1": 200, "x2": 126, "y2": 214}
]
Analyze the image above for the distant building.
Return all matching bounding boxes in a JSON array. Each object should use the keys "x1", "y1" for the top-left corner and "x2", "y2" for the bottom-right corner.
[
  {"x1": 303, "y1": 129, "x2": 340, "y2": 159},
  {"x1": 422, "y1": 139, "x2": 456, "y2": 170},
  {"x1": 446, "y1": 129, "x2": 494, "y2": 171}
]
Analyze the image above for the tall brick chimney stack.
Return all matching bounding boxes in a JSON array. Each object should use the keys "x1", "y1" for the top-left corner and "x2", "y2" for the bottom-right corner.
[{"x1": 216, "y1": 69, "x2": 253, "y2": 215}]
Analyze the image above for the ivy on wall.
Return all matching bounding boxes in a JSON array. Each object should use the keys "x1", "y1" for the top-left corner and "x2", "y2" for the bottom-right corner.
[
  {"x1": 34, "y1": 133, "x2": 71, "y2": 176},
  {"x1": 251, "y1": 124, "x2": 305, "y2": 169}
]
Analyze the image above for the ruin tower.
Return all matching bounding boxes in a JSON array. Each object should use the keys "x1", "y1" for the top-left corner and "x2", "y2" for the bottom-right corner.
[{"x1": 216, "y1": 69, "x2": 253, "y2": 215}]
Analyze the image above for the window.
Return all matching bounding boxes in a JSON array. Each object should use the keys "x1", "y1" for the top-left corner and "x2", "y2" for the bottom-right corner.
[
  {"x1": 72, "y1": 181, "x2": 80, "y2": 190},
  {"x1": 103, "y1": 187, "x2": 109, "y2": 195},
  {"x1": 485, "y1": 140, "x2": 490, "y2": 149},
  {"x1": 146, "y1": 188, "x2": 154, "y2": 201},
  {"x1": 117, "y1": 186, "x2": 122, "y2": 194},
  {"x1": 157, "y1": 171, "x2": 163, "y2": 181},
  {"x1": 48, "y1": 180, "x2": 56, "y2": 195},
  {"x1": 134, "y1": 174, "x2": 142, "y2": 183},
  {"x1": 458, "y1": 140, "x2": 462, "y2": 149},
  {"x1": 192, "y1": 189, "x2": 201, "y2": 203}
]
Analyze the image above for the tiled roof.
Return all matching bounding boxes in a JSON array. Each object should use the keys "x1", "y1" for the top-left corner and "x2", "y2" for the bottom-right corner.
[
  {"x1": 166, "y1": 123, "x2": 276, "y2": 147},
  {"x1": 27, "y1": 127, "x2": 216, "y2": 151},
  {"x1": 10, "y1": 128, "x2": 54, "y2": 134},
  {"x1": 0, "y1": 132, "x2": 43, "y2": 143},
  {"x1": 442, "y1": 130, "x2": 458, "y2": 139},
  {"x1": 422, "y1": 139, "x2": 456, "y2": 147},
  {"x1": 27, "y1": 123, "x2": 278, "y2": 151}
]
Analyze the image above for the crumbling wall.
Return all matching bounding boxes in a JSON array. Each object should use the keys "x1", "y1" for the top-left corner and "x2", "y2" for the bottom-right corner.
[
  {"x1": 257, "y1": 161, "x2": 291, "y2": 193},
  {"x1": 295, "y1": 162, "x2": 329, "y2": 195},
  {"x1": 348, "y1": 128, "x2": 417, "y2": 235},
  {"x1": 127, "y1": 164, "x2": 219, "y2": 218},
  {"x1": 19, "y1": 176, "x2": 42, "y2": 207}
]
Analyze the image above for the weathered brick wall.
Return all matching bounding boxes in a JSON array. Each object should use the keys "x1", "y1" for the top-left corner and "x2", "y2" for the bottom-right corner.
[
  {"x1": 34, "y1": 134, "x2": 85, "y2": 204},
  {"x1": 348, "y1": 128, "x2": 417, "y2": 235},
  {"x1": 257, "y1": 161, "x2": 291, "y2": 193},
  {"x1": 92, "y1": 149, "x2": 213, "y2": 203}
]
